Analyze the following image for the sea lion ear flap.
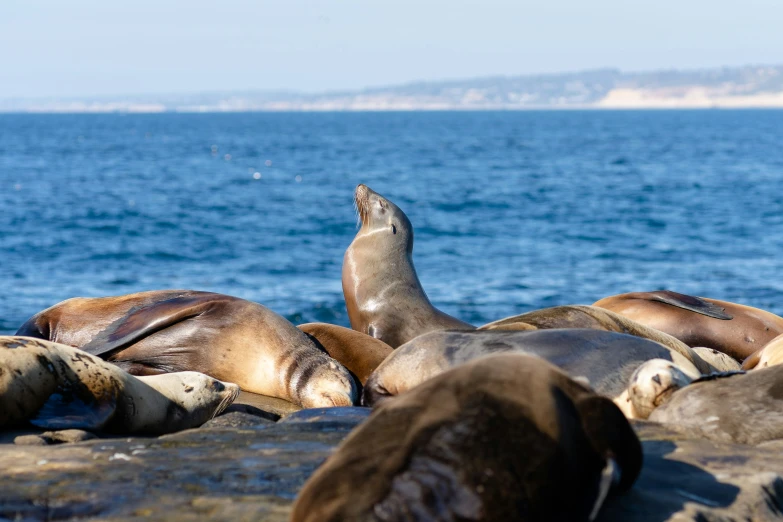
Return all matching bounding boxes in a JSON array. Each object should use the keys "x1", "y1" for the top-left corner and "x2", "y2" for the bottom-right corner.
[{"x1": 575, "y1": 395, "x2": 643, "y2": 493}]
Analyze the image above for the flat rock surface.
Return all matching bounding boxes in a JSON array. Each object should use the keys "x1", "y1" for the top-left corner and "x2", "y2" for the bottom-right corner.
[{"x1": 2, "y1": 412, "x2": 783, "y2": 521}]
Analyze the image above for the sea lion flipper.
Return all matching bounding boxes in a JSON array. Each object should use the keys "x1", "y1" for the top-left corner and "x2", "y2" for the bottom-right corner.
[
  {"x1": 81, "y1": 295, "x2": 230, "y2": 358},
  {"x1": 647, "y1": 291, "x2": 733, "y2": 320},
  {"x1": 575, "y1": 395, "x2": 643, "y2": 492},
  {"x1": 30, "y1": 390, "x2": 117, "y2": 430}
]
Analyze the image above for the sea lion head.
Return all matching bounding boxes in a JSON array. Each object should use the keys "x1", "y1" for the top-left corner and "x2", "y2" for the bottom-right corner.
[
  {"x1": 297, "y1": 359, "x2": 359, "y2": 408},
  {"x1": 354, "y1": 184, "x2": 413, "y2": 254},
  {"x1": 628, "y1": 358, "x2": 694, "y2": 419},
  {"x1": 145, "y1": 372, "x2": 241, "y2": 428}
]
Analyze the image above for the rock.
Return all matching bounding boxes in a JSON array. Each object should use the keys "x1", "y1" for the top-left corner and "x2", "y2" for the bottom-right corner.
[
  {"x1": 14, "y1": 429, "x2": 97, "y2": 446},
  {"x1": 2, "y1": 413, "x2": 783, "y2": 521},
  {"x1": 201, "y1": 411, "x2": 276, "y2": 429}
]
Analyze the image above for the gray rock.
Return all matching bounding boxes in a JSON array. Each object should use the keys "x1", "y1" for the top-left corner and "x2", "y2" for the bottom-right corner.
[
  {"x1": 1, "y1": 412, "x2": 783, "y2": 521},
  {"x1": 14, "y1": 429, "x2": 97, "y2": 446},
  {"x1": 201, "y1": 411, "x2": 276, "y2": 429}
]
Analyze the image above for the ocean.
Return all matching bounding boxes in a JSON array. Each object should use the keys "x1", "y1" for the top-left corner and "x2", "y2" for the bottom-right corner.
[{"x1": 1, "y1": 110, "x2": 782, "y2": 335}]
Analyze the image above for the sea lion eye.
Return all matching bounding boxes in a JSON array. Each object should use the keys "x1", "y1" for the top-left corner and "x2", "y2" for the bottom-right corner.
[{"x1": 392, "y1": 224, "x2": 397, "y2": 234}]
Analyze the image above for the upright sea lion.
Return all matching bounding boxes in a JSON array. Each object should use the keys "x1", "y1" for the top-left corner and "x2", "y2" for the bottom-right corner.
[
  {"x1": 291, "y1": 353, "x2": 642, "y2": 522},
  {"x1": 297, "y1": 323, "x2": 393, "y2": 385},
  {"x1": 593, "y1": 290, "x2": 783, "y2": 361},
  {"x1": 479, "y1": 305, "x2": 713, "y2": 373},
  {"x1": 647, "y1": 365, "x2": 783, "y2": 445},
  {"x1": 15, "y1": 290, "x2": 358, "y2": 408},
  {"x1": 0, "y1": 336, "x2": 238, "y2": 434},
  {"x1": 363, "y1": 328, "x2": 704, "y2": 419},
  {"x1": 342, "y1": 184, "x2": 474, "y2": 348}
]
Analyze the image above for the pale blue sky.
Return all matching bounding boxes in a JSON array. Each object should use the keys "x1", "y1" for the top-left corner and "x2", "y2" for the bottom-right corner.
[{"x1": 1, "y1": 0, "x2": 780, "y2": 98}]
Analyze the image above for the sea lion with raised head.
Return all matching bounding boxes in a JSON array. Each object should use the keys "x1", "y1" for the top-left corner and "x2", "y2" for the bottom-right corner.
[
  {"x1": 0, "y1": 336, "x2": 239, "y2": 434},
  {"x1": 297, "y1": 323, "x2": 393, "y2": 385},
  {"x1": 593, "y1": 290, "x2": 783, "y2": 361},
  {"x1": 646, "y1": 365, "x2": 783, "y2": 445},
  {"x1": 363, "y1": 328, "x2": 705, "y2": 419},
  {"x1": 15, "y1": 290, "x2": 358, "y2": 408},
  {"x1": 291, "y1": 353, "x2": 642, "y2": 522},
  {"x1": 342, "y1": 184, "x2": 474, "y2": 348},
  {"x1": 479, "y1": 304, "x2": 714, "y2": 373}
]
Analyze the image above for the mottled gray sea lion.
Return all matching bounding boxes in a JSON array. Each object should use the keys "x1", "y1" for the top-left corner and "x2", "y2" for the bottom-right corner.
[
  {"x1": 0, "y1": 336, "x2": 238, "y2": 434},
  {"x1": 297, "y1": 323, "x2": 393, "y2": 385},
  {"x1": 646, "y1": 366, "x2": 783, "y2": 445},
  {"x1": 15, "y1": 290, "x2": 358, "y2": 408},
  {"x1": 479, "y1": 305, "x2": 713, "y2": 373},
  {"x1": 291, "y1": 353, "x2": 642, "y2": 522},
  {"x1": 363, "y1": 328, "x2": 703, "y2": 419},
  {"x1": 593, "y1": 290, "x2": 783, "y2": 360},
  {"x1": 342, "y1": 184, "x2": 474, "y2": 348}
]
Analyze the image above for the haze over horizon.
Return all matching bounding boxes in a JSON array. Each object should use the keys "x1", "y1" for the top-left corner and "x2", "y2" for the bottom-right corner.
[{"x1": 2, "y1": 0, "x2": 781, "y2": 99}]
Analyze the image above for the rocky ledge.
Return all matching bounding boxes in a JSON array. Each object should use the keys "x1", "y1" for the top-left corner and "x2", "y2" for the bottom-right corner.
[{"x1": 1, "y1": 407, "x2": 782, "y2": 521}]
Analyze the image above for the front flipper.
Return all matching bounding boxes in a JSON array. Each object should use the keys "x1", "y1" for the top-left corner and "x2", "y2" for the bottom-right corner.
[
  {"x1": 30, "y1": 388, "x2": 117, "y2": 430},
  {"x1": 647, "y1": 290, "x2": 733, "y2": 320},
  {"x1": 81, "y1": 294, "x2": 234, "y2": 359}
]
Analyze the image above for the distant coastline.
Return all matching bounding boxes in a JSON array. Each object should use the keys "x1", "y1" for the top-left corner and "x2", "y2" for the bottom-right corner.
[{"x1": 2, "y1": 65, "x2": 783, "y2": 113}]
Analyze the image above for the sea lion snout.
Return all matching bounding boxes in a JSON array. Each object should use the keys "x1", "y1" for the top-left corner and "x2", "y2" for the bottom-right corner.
[
  {"x1": 299, "y1": 362, "x2": 359, "y2": 408},
  {"x1": 361, "y1": 375, "x2": 391, "y2": 407}
]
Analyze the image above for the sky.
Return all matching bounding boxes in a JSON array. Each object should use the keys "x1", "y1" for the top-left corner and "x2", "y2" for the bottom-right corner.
[{"x1": 1, "y1": 0, "x2": 781, "y2": 98}]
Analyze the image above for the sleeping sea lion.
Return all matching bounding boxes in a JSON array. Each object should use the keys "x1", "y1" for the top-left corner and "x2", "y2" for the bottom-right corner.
[
  {"x1": 362, "y1": 328, "x2": 704, "y2": 419},
  {"x1": 342, "y1": 184, "x2": 474, "y2": 348},
  {"x1": 479, "y1": 305, "x2": 713, "y2": 373},
  {"x1": 646, "y1": 366, "x2": 783, "y2": 445},
  {"x1": 741, "y1": 333, "x2": 783, "y2": 370},
  {"x1": 0, "y1": 336, "x2": 238, "y2": 434},
  {"x1": 593, "y1": 290, "x2": 783, "y2": 361},
  {"x1": 297, "y1": 323, "x2": 393, "y2": 385},
  {"x1": 291, "y1": 353, "x2": 642, "y2": 522},
  {"x1": 15, "y1": 290, "x2": 358, "y2": 408}
]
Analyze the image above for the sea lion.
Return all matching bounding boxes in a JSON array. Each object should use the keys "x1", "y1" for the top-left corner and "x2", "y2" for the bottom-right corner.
[
  {"x1": 626, "y1": 358, "x2": 697, "y2": 419},
  {"x1": 363, "y1": 328, "x2": 703, "y2": 419},
  {"x1": 297, "y1": 323, "x2": 393, "y2": 385},
  {"x1": 479, "y1": 304, "x2": 713, "y2": 373},
  {"x1": 291, "y1": 353, "x2": 642, "y2": 522},
  {"x1": 692, "y1": 346, "x2": 742, "y2": 372},
  {"x1": 0, "y1": 336, "x2": 238, "y2": 434},
  {"x1": 646, "y1": 366, "x2": 783, "y2": 445},
  {"x1": 15, "y1": 290, "x2": 358, "y2": 408},
  {"x1": 593, "y1": 290, "x2": 783, "y2": 361},
  {"x1": 741, "y1": 332, "x2": 783, "y2": 370},
  {"x1": 342, "y1": 184, "x2": 474, "y2": 348}
]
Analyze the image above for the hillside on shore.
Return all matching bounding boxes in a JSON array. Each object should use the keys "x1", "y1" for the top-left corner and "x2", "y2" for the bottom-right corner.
[{"x1": 3, "y1": 65, "x2": 783, "y2": 112}]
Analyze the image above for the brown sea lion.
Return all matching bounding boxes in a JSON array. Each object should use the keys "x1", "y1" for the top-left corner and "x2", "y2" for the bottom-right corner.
[
  {"x1": 741, "y1": 332, "x2": 783, "y2": 370},
  {"x1": 297, "y1": 323, "x2": 393, "y2": 385},
  {"x1": 342, "y1": 184, "x2": 474, "y2": 348},
  {"x1": 479, "y1": 304, "x2": 713, "y2": 373},
  {"x1": 647, "y1": 365, "x2": 783, "y2": 445},
  {"x1": 291, "y1": 353, "x2": 642, "y2": 522},
  {"x1": 593, "y1": 290, "x2": 783, "y2": 361},
  {"x1": 15, "y1": 290, "x2": 358, "y2": 408},
  {"x1": 0, "y1": 336, "x2": 238, "y2": 434},
  {"x1": 362, "y1": 328, "x2": 705, "y2": 419}
]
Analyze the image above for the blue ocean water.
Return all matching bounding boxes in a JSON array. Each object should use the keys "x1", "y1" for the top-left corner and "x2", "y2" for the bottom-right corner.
[{"x1": 1, "y1": 111, "x2": 782, "y2": 335}]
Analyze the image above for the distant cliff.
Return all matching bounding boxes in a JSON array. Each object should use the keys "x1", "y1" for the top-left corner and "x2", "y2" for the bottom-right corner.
[{"x1": 3, "y1": 65, "x2": 783, "y2": 112}]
